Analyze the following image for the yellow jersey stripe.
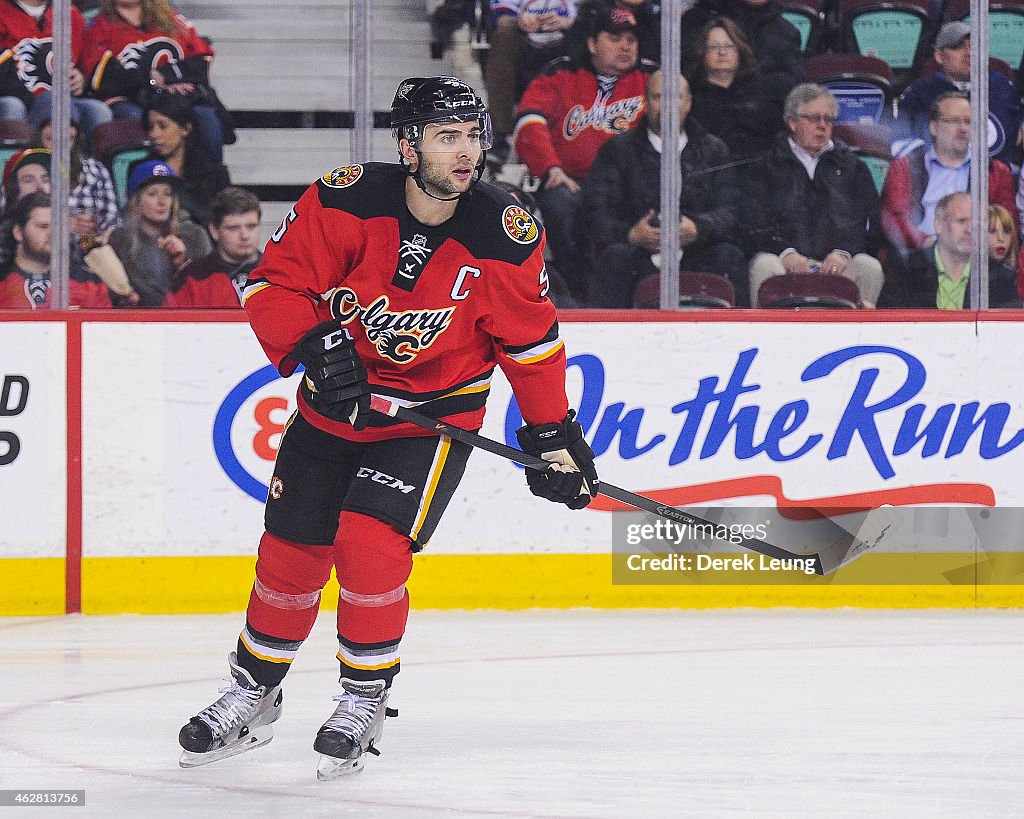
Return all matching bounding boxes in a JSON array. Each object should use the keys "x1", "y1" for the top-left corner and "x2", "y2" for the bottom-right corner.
[
  {"x1": 410, "y1": 436, "x2": 451, "y2": 541},
  {"x1": 240, "y1": 632, "x2": 294, "y2": 664},
  {"x1": 510, "y1": 340, "x2": 564, "y2": 366},
  {"x1": 335, "y1": 653, "x2": 401, "y2": 671}
]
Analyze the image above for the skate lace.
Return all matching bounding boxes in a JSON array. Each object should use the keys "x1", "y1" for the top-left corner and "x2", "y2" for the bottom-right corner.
[
  {"x1": 323, "y1": 691, "x2": 379, "y2": 739},
  {"x1": 197, "y1": 677, "x2": 263, "y2": 737}
]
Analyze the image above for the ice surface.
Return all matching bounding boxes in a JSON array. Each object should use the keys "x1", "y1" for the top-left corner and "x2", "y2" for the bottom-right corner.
[{"x1": 1, "y1": 610, "x2": 1021, "y2": 817}]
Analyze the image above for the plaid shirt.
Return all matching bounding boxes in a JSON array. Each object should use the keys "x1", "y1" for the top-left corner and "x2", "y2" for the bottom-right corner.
[{"x1": 70, "y1": 158, "x2": 120, "y2": 235}]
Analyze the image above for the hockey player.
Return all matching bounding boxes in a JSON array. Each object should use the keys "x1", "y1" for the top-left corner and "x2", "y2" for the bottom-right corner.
[{"x1": 178, "y1": 76, "x2": 599, "y2": 779}]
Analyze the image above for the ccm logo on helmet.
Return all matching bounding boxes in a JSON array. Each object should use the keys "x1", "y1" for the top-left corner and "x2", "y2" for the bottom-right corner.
[
  {"x1": 322, "y1": 165, "x2": 363, "y2": 188},
  {"x1": 502, "y1": 205, "x2": 538, "y2": 244}
]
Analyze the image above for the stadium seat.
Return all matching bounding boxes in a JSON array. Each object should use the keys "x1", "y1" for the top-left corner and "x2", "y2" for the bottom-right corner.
[
  {"x1": 90, "y1": 120, "x2": 149, "y2": 206},
  {"x1": 840, "y1": 0, "x2": 936, "y2": 86},
  {"x1": 944, "y1": 0, "x2": 1024, "y2": 75},
  {"x1": 833, "y1": 121, "x2": 893, "y2": 194},
  {"x1": 757, "y1": 273, "x2": 861, "y2": 308},
  {"x1": 0, "y1": 118, "x2": 34, "y2": 173},
  {"x1": 633, "y1": 272, "x2": 735, "y2": 309},
  {"x1": 780, "y1": 0, "x2": 825, "y2": 53},
  {"x1": 806, "y1": 53, "x2": 893, "y2": 123}
]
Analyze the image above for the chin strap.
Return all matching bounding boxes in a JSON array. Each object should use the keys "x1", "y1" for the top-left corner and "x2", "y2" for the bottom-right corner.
[{"x1": 405, "y1": 149, "x2": 488, "y2": 201}]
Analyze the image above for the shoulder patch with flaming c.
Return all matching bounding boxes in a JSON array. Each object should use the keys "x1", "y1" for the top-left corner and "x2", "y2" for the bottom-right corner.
[
  {"x1": 322, "y1": 165, "x2": 364, "y2": 188},
  {"x1": 502, "y1": 205, "x2": 539, "y2": 244}
]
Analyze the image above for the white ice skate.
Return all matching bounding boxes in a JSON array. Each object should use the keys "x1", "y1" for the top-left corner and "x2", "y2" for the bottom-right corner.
[
  {"x1": 313, "y1": 679, "x2": 397, "y2": 780},
  {"x1": 178, "y1": 651, "x2": 283, "y2": 768}
]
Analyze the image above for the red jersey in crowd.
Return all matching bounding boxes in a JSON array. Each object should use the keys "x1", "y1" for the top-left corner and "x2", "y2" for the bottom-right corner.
[
  {"x1": 514, "y1": 59, "x2": 647, "y2": 180},
  {"x1": 0, "y1": 267, "x2": 111, "y2": 309},
  {"x1": 165, "y1": 250, "x2": 257, "y2": 308},
  {"x1": 83, "y1": 10, "x2": 212, "y2": 101},
  {"x1": 242, "y1": 162, "x2": 568, "y2": 443},
  {"x1": 0, "y1": 0, "x2": 87, "y2": 95}
]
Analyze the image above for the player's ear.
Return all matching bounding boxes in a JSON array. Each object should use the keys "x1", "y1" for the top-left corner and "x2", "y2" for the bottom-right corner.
[{"x1": 398, "y1": 139, "x2": 418, "y2": 166}]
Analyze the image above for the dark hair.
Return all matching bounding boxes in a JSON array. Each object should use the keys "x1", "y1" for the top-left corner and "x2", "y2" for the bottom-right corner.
[
  {"x1": 144, "y1": 91, "x2": 214, "y2": 183},
  {"x1": 209, "y1": 186, "x2": 262, "y2": 227},
  {"x1": 12, "y1": 191, "x2": 50, "y2": 231},
  {"x1": 691, "y1": 17, "x2": 757, "y2": 81},
  {"x1": 32, "y1": 121, "x2": 84, "y2": 189},
  {"x1": 929, "y1": 90, "x2": 969, "y2": 122}
]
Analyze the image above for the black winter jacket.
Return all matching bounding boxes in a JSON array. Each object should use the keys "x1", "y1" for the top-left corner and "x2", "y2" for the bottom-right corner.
[
  {"x1": 680, "y1": 0, "x2": 803, "y2": 102},
  {"x1": 582, "y1": 118, "x2": 739, "y2": 251},
  {"x1": 746, "y1": 133, "x2": 882, "y2": 260},
  {"x1": 688, "y1": 72, "x2": 784, "y2": 161}
]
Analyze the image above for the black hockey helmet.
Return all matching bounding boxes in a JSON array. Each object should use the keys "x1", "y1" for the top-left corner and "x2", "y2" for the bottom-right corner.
[{"x1": 391, "y1": 76, "x2": 492, "y2": 200}]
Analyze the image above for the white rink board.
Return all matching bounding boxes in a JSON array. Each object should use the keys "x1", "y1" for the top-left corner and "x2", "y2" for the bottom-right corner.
[
  {"x1": 0, "y1": 323, "x2": 66, "y2": 558},
  {"x1": 81, "y1": 319, "x2": 1024, "y2": 558}
]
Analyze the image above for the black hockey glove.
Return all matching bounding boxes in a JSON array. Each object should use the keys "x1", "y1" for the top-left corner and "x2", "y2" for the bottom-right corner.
[
  {"x1": 515, "y1": 411, "x2": 599, "y2": 510},
  {"x1": 291, "y1": 320, "x2": 371, "y2": 430}
]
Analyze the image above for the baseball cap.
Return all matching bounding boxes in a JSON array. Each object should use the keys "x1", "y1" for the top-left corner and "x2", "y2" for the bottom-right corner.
[
  {"x1": 596, "y1": 6, "x2": 639, "y2": 35},
  {"x1": 935, "y1": 21, "x2": 970, "y2": 50},
  {"x1": 3, "y1": 148, "x2": 50, "y2": 192},
  {"x1": 127, "y1": 159, "x2": 181, "y2": 198}
]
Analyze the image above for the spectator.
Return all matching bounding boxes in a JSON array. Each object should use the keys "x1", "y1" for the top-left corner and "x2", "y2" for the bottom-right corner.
[
  {"x1": 747, "y1": 84, "x2": 884, "y2": 308},
  {"x1": 107, "y1": 159, "x2": 210, "y2": 307},
  {"x1": 898, "y1": 192, "x2": 1020, "y2": 308},
  {"x1": 0, "y1": 192, "x2": 112, "y2": 309},
  {"x1": 881, "y1": 92, "x2": 1018, "y2": 257},
  {"x1": 679, "y1": 0, "x2": 802, "y2": 106},
  {"x1": 987, "y1": 204, "x2": 1021, "y2": 308},
  {"x1": 686, "y1": 16, "x2": 783, "y2": 161},
  {"x1": 1, "y1": 148, "x2": 49, "y2": 218},
  {"x1": 563, "y1": 1, "x2": 661, "y2": 65},
  {"x1": 895, "y1": 22, "x2": 1023, "y2": 169},
  {"x1": 0, "y1": 0, "x2": 113, "y2": 140},
  {"x1": 515, "y1": 4, "x2": 648, "y2": 296},
  {"x1": 165, "y1": 186, "x2": 261, "y2": 308},
  {"x1": 36, "y1": 117, "x2": 119, "y2": 244},
  {"x1": 582, "y1": 70, "x2": 745, "y2": 306},
  {"x1": 483, "y1": 0, "x2": 579, "y2": 163},
  {"x1": 142, "y1": 91, "x2": 230, "y2": 228},
  {"x1": 82, "y1": 0, "x2": 231, "y2": 163}
]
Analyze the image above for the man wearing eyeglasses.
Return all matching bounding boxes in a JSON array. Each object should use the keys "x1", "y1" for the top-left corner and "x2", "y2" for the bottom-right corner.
[
  {"x1": 746, "y1": 83, "x2": 884, "y2": 308},
  {"x1": 881, "y1": 92, "x2": 1018, "y2": 257}
]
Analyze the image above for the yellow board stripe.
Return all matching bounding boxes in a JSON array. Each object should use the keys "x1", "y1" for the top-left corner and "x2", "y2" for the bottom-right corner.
[
  {"x1": 2, "y1": 554, "x2": 1021, "y2": 615},
  {"x1": 409, "y1": 436, "x2": 451, "y2": 541},
  {"x1": 335, "y1": 653, "x2": 401, "y2": 671}
]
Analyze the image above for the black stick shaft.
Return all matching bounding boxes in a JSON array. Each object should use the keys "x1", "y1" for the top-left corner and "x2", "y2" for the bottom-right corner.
[{"x1": 380, "y1": 402, "x2": 868, "y2": 575}]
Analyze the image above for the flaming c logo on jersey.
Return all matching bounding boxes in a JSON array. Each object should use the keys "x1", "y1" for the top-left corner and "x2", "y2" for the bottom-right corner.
[
  {"x1": 322, "y1": 165, "x2": 364, "y2": 188},
  {"x1": 502, "y1": 205, "x2": 539, "y2": 244}
]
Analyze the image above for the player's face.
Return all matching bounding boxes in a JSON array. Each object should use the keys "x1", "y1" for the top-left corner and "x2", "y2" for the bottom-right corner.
[
  {"x1": 587, "y1": 30, "x2": 639, "y2": 76},
  {"x1": 16, "y1": 165, "x2": 50, "y2": 199},
  {"x1": 146, "y1": 111, "x2": 190, "y2": 159},
  {"x1": 139, "y1": 182, "x2": 174, "y2": 224},
  {"x1": 16, "y1": 206, "x2": 52, "y2": 264},
  {"x1": 415, "y1": 121, "x2": 484, "y2": 197},
  {"x1": 212, "y1": 211, "x2": 261, "y2": 263}
]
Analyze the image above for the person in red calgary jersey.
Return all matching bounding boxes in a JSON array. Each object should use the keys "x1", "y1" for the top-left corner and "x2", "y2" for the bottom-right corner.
[{"x1": 177, "y1": 76, "x2": 599, "y2": 780}]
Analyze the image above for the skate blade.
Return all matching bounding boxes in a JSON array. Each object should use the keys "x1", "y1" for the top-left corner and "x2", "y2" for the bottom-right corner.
[
  {"x1": 316, "y1": 753, "x2": 364, "y2": 780},
  {"x1": 179, "y1": 725, "x2": 274, "y2": 768}
]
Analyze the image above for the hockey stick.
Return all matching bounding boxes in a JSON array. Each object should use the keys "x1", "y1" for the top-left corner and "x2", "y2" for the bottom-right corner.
[{"x1": 369, "y1": 396, "x2": 881, "y2": 575}]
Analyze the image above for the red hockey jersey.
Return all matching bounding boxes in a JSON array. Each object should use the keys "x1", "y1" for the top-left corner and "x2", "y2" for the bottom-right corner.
[
  {"x1": 515, "y1": 60, "x2": 647, "y2": 179},
  {"x1": 0, "y1": 0, "x2": 86, "y2": 94},
  {"x1": 165, "y1": 251, "x2": 251, "y2": 308},
  {"x1": 83, "y1": 11, "x2": 212, "y2": 101},
  {"x1": 243, "y1": 163, "x2": 568, "y2": 443},
  {"x1": 0, "y1": 268, "x2": 111, "y2": 309}
]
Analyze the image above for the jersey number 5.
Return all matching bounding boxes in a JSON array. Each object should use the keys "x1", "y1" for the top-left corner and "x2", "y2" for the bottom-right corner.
[{"x1": 271, "y1": 206, "x2": 298, "y2": 244}]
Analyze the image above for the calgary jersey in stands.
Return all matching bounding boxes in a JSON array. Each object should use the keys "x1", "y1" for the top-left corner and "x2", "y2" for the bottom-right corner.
[
  {"x1": 0, "y1": 1, "x2": 87, "y2": 95},
  {"x1": 243, "y1": 163, "x2": 568, "y2": 442},
  {"x1": 0, "y1": 270, "x2": 110, "y2": 309}
]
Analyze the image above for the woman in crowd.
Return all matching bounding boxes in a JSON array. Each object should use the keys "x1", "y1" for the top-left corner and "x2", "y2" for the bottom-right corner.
[
  {"x1": 142, "y1": 91, "x2": 230, "y2": 227},
  {"x1": 82, "y1": 0, "x2": 230, "y2": 162},
  {"x1": 988, "y1": 204, "x2": 1022, "y2": 308},
  {"x1": 686, "y1": 17, "x2": 783, "y2": 162},
  {"x1": 107, "y1": 159, "x2": 210, "y2": 307}
]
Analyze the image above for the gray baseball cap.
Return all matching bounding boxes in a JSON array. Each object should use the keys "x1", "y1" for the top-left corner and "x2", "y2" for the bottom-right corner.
[{"x1": 935, "y1": 21, "x2": 970, "y2": 50}]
